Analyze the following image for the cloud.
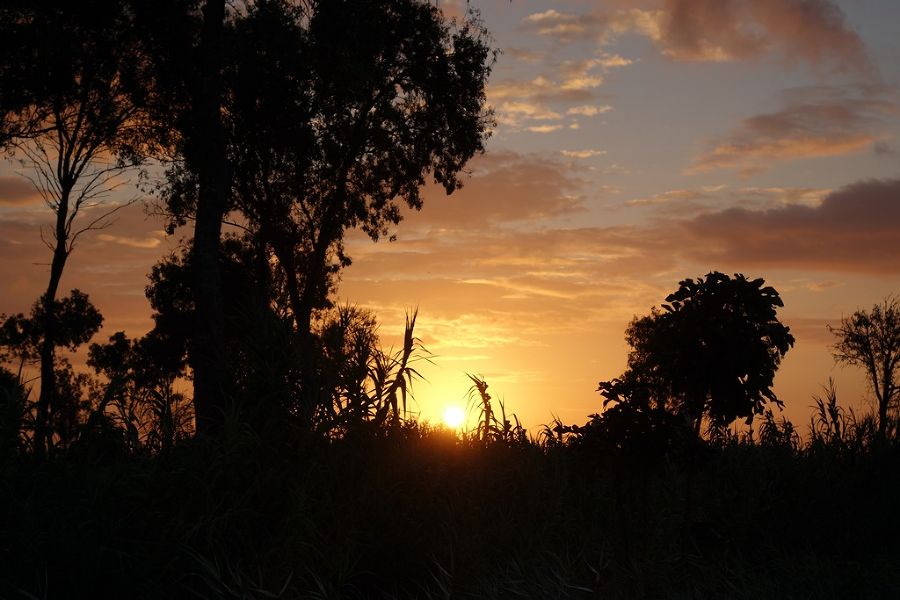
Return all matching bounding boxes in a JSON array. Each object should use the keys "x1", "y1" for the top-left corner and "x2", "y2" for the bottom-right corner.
[
  {"x1": 520, "y1": 9, "x2": 591, "y2": 41},
  {"x1": 0, "y1": 176, "x2": 41, "y2": 206},
  {"x1": 503, "y1": 47, "x2": 544, "y2": 63},
  {"x1": 805, "y1": 280, "x2": 841, "y2": 292},
  {"x1": 622, "y1": 185, "x2": 829, "y2": 217},
  {"x1": 0, "y1": 201, "x2": 176, "y2": 337},
  {"x1": 488, "y1": 55, "x2": 628, "y2": 132},
  {"x1": 681, "y1": 178, "x2": 900, "y2": 273},
  {"x1": 567, "y1": 105, "x2": 613, "y2": 117},
  {"x1": 521, "y1": 0, "x2": 873, "y2": 74},
  {"x1": 390, "y1": 151, "x2": 586, "y2": 231},
  {"x1": 659, "y1": 0, "x2": 872, "y2": 72},
  {"x1": 494, "y1": 101, "x2": 562, "y2": 128},
  {"x1": 626, "y1": 188, "x2": 713, "y2": 211},
  {"x1": 96, "y1": 233, "x2": 163, "y2": 249},
  {"x1": 734, "y1": 186, "x2": 830, "y2": 208},
  {"x1": 526, "y1": 124, "x2": 563, "y2": 133},
  {"x1": 489, "y1": 76, "x2": 589, "y2": 104},
  {"x1": 337, "y1": 171, "x2": 897, "y2": 424},
  {"x1": 873, "y1": 141, "x2": 895, "y2": 156},
  {"x1": 521, "y1": 8, "x2": 662, "y2": 45},
  {"x1": 688, "y1": 85, "x2": 897, "y2": 175},
  {"x1": 561, "y1": 149, "x2": 607, "y2": 159}
]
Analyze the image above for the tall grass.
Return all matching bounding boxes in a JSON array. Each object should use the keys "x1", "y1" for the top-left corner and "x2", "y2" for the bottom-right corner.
[
  {"x1": 3, "y1": 404, "x2": 900, "y2": 598},
  {"x1": 4, "y1": 343, "x2": 900, "y2": 598}
]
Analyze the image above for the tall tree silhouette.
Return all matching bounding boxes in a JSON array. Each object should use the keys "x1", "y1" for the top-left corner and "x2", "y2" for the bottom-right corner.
[
  {"x1": 129, "y1": 0, "x2": 237, "y2": 432},
  {"x1": 0, "y1": 1, "x2": 148, "y2": 454},
  {"x1": 161, "y1": 0, "x2": 494, "y2": 419},
  {"x1": 829, "y1": 296, "x2": 900, "y2": 439},
  {"x1": 143, "y1": 235, "x2": 297, "y2": 433},
  {"x1": 599, "y1": 272, "x2": 795, "y2": 435}
]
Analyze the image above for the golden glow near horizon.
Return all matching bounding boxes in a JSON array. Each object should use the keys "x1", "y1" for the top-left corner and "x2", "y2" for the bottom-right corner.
[
  {"x1": 2, "y1": 0, "x2": 899, "y2": 436},
  {"x1": 442, "y1": 405, "x2": 466, "y2": 429}
]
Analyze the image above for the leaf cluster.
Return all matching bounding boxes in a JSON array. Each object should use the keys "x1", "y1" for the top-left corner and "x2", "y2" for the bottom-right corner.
[{"x1": 597, "y1": 272, "x2": 795, "y2": 444}]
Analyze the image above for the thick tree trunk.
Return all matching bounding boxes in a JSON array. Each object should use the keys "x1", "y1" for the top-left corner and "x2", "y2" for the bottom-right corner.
[{"x1": 191, "y1": 0, "x2": 228, "y2": 435}]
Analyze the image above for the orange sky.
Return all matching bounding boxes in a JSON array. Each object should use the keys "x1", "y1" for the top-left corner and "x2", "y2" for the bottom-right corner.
[{"x1": 2, "y1": 0, "x2": 899, "y2": 434}]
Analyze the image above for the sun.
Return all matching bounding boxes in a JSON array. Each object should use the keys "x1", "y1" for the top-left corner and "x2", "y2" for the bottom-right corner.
[{"x1": 443, "y1": 405, "x2": 466, "y2": 429}]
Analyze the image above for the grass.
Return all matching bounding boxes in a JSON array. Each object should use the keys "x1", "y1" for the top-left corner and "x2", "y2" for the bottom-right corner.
[{"x1": 2, "y1": 418, "x2": 900, "y2": 599}]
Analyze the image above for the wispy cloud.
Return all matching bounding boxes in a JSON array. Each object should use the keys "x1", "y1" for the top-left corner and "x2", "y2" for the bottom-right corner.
[
  {"x1": 488, "y1": 54, "x2": 629, "y2": 132},
  {"x1": 521, "y1": 8, "x2": 662, "y2": 45},
  {"x1": 526, "y1": 124, "x2": 563, "y2": 133},
  {"x1": 561, "y1": 149, "x2": 607, "y2": 159},
  {"x1": 688, "y1": 85, "x2": 897, "y2": 175},
  {"x1": 96, "y1": 234, "x2": 163, "y2": 249},
  {"x1": 566, "y1": 105, "x2": 613, "y2": 117}
]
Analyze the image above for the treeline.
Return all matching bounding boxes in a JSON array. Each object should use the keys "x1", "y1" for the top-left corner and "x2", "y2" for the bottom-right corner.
[
  {"x1": 0, "y1": 0, "x2": 493, "y2": 454},
  {"x1": 2, "y1": 259, "x2": 900, "y2": 596}
]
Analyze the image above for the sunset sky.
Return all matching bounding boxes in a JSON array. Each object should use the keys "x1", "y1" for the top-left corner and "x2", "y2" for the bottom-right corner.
[{"x1": 2, "y1": 0, "x2": 899, "y2": 432}]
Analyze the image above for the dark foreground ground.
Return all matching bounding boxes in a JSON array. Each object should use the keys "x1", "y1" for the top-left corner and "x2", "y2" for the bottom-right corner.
[{"x1": 3, "y1": 424, "x2": 900, "y2": 599}]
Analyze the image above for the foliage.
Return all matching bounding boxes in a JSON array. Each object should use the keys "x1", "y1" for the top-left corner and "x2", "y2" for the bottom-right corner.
[
  {"x1": 576, "y1": 401, "x2": 693, "y2": 465},
  {"x1": 162, "y1": 0, "x2": 495, "y2": 338},
  {"x1": 0, "y1": 291, "x2": 103, "y2": 356},
  {"x1": 465, "y1": 374, "x2": 527, "y2": 445},
  {"x1": 0, "y1": 367, "x2": 29, "y2": 458},
  {"x1": 87, "y1": 331, "x2": 193, "y2": 454},
  {"x1": 0, "y1": 0, "x2": 152, "y2": 453},
  {"x1": 598, "y1": 272, "x2": 794, "y2": 439},
  {"x1": 0, "y1": 291, "x2": 103, "y2": 453},
  {"x1": 144, "y1": 238, "x2": 431, "y2": 439},
  {"x1": 829, "y1": 295, "x2": 900, "y2": 439},
  {"x1": 315, "y1": 307, "x2": 431, "y2": 436}
]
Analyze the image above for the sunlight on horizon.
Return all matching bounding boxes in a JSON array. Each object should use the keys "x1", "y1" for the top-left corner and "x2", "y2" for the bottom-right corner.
[{"x1": 442, "y1": 404, "x2": 466, "y2": 429}]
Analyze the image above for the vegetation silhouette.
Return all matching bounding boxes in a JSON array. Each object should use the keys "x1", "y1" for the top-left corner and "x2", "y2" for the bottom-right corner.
[
  {"x1": 829, "y1": 296, "x2": 900, "y2": 439},
  {"x1": 0, "y1": 1, "x2": 147, "y2": 456},
  {"x1": 2, "y1": 2, "x2": 900, "y2": 598},
  {"x1": 599, "y1": 272, "x2": 794, "y2": 435},
  {"x1": 0, "y1": 291, "x2": 103, "y2": 453},
  {"x1": 139, "y1": 0, "x2": 494, "y2": 432}
]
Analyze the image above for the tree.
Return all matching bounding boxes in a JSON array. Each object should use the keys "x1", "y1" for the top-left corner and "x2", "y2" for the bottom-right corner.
[
  {"x1": 829, "y1": 296, "x2": 900, "y2": 439},
  {"x1": 143, "y1": 235, "x2": 292, "y2": 433},
  {"x1": 0, "y1": 291, "x2": 103, "y2": 451},
  {"x1": 143, "y1": 238, "x2": 430, "y2": 438},
  {"x1": 599, "y1": 272, "x2": 795, "y2": 436},
  {"x1": 120, "y1": 0, "x2": 231, "y2": 433},
  {"x1": 87, "y1": 331, "x2": 192, "y2": 454},
  {"x1": 0, "y1": 1, "x2": 148, "y2": 454},
  {"x1": 159, "y1": 0, "x2": 494, "y2": 425},
  {"x1": 227, "y1": 0, "x2": 494, "y2": 338}
]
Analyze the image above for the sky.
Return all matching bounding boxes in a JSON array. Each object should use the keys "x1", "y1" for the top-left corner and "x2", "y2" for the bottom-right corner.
[{"x1": 2, "y1": 0, "x2": 899, "y2": 433}]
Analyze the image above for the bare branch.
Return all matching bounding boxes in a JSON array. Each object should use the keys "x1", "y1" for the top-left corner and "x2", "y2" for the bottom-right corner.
[{"x1": 68, "y1": 198, "x2": 139, "y2": 250}]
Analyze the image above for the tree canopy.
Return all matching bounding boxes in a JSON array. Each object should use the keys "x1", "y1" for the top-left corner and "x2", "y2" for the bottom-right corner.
[
  {"x1": 164, "y1": 0, "x2": 495, "y2": 337},
  {"x1": 598, "y1": 272, "x2": 795, "y2": 437},
  {"x1": 830, "y1": 296, "x2": 900, "y2": 439},
  {"x1": 1, "y1": 0, "x2": 495, "y2": 436},
  {"x1": 154, "y1": 0, "x2": 494, "y2": 427}
]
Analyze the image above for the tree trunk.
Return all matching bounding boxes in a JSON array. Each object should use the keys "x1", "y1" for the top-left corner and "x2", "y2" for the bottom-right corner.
[
  {"x1": 35, "y1": 187, "x2": 71, "y2": 458},
  {"x1": 878, "y1": 369, "x2": 889, "y2": 440},
  {"x1": 191, "y1": 0, "x2": 228, "y2": 435}
]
